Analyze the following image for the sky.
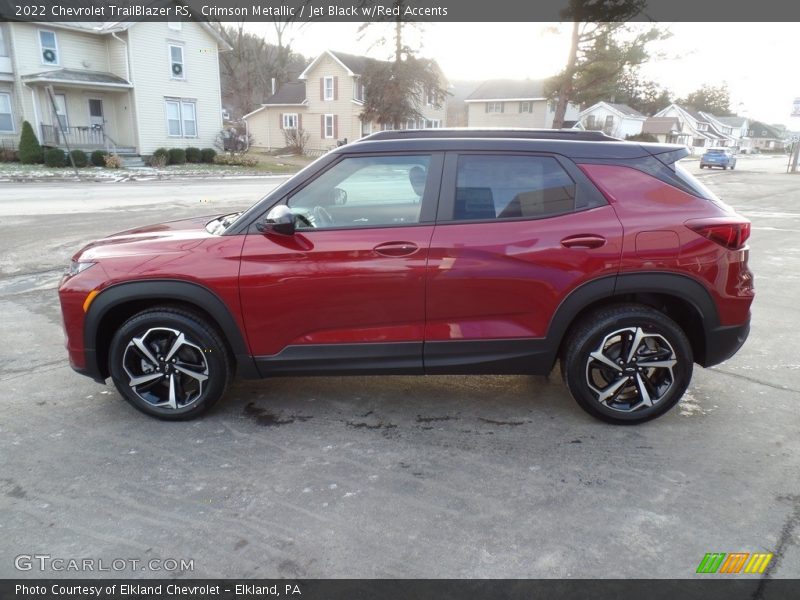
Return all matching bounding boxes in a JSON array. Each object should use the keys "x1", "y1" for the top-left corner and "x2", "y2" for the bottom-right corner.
[{"x1": 244, "y1": 21, "x2": 800, "y2": 127}]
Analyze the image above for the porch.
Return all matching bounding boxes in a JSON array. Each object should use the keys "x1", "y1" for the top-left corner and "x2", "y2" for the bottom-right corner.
[
  {"x1": 39, "y1": 124, "x2": 135, "y2": 154},
  {"x1": 22, "y1": 68, "x2": 138, "y2": 154}
]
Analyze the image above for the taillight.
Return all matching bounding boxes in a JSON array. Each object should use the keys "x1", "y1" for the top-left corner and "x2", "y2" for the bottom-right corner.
[{"x1": 688, "y1": 222, "x2": 751, "y2": 250}]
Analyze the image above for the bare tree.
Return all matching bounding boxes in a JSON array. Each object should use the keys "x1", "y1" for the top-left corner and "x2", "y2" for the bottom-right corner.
[{"x1": 214, "y1": 23, "x2": 309, "y2": 118}]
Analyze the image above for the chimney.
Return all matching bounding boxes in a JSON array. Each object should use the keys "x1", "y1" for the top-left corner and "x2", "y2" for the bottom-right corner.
[{"x1": 271, "y1": 78, "x2": 276, "y2": 96}]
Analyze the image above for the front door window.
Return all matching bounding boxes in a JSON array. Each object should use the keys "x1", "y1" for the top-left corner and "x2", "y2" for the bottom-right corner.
[
  {"x1": 88, "y1": 99, "x2": 104, "y2": 129},
  {"x1": 287, "y1": 155, "x2": 432, "y2": 229}
]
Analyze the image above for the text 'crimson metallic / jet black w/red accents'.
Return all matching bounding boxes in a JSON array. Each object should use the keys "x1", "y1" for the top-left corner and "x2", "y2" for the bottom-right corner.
[{"x1": 59, "y1": 129, "x2": 753, "y2": 423}]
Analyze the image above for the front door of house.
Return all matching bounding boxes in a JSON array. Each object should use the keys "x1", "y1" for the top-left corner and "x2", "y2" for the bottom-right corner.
[{"x1": 88, "y1": 99, "x2": 104, "y2": 129}]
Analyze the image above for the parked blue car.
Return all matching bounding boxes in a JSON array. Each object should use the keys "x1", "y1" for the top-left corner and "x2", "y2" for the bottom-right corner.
[{"x1": 700, "y1": 148, "x2": 737, "y2": 170}]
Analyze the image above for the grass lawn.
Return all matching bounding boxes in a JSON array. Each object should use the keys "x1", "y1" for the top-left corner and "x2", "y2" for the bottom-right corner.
[{"x1": 0, "y1": 155, "x2": 308, "y2": 181}]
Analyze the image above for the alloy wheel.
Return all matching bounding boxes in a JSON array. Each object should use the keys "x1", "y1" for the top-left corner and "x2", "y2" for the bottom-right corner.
[
  {"x1": 121, "y1": 327, "x2": 209, "y2": 410},
  {"x1": 584, "y1": 326, "x2": 677, "y2": 413}
]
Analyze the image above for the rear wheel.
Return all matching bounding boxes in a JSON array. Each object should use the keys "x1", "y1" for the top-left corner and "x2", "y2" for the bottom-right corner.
[
  {"x1": 561, "y1": 304, "x2": 693, "y2": 424},
  {"x1": 108, "y1": 307, "x2": 232, "y2": 420}
]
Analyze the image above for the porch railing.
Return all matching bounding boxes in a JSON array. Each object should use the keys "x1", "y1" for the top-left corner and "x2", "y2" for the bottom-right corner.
[
  {"x1": 40, "y1": 124, "x2": 106, "y2": 149},
  {"x1": 40, "y1": 123, "x2": 122, "y2": 155}
]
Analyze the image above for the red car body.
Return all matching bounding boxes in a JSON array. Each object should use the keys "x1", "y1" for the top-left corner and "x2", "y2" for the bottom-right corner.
[{"x1": 59, "y1": 130, "x2": 753, "y2": 422}]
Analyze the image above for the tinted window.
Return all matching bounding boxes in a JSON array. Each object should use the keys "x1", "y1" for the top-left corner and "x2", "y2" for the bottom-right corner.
[
  {"x1": 452, "y1": 155, "x2": 577, "y2": 221},
  {"x1": 288, "y1": 155, "x2": 431, "y2": 229}
]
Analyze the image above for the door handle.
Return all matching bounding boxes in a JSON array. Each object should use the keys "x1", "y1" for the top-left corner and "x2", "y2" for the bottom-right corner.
[
  {"x1": 560, "y1": 234, "x2": 607, "y2": 249},
  {"x1": 373, "y1": 241, "x2": 419, "y2": 257}
]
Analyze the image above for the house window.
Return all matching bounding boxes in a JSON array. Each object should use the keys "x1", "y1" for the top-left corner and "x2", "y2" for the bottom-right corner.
[
  {"x1": 182, "y1": 101, "x2": 196, "y2": 136},
  {"x1": 53, "y1": 93, "x2": 68, "y2": 129},
  {"x1": 165, "y1": 99, "x2": 197, "y2": 137},
  {"x1": 519, "y1": 101, "x2": 532, "y2": 113},
  {"x1": 282, "y1": 113, "x2": 298, "y2": 129},
  {"x1": 585, "y1": 115, "x2": 596, "y2": 129},
  {"x1": 168, "y1": 22, "x2": 182, "y2": 31},
  {"x1": 425, "y1": 119, "x2": 441, "y2": 129},
  {"x1": 604, "y1": 115, "x2": 614, "y2": 130},
  {"x1": 324, "y1": 114, "x2": 335, "y2": 138},
  {"x1": 39, "y1": 30, "x2": 59, "y2": 65},
  {"x1": 697, "y1": 123, "x2": 708, "y2": 131},
  {"x1": 0, "y1": 92, "x2": 14, "y2": 132},
  {"x1": 354, "y1": 77, "x2": 364, "y2": 102},
  {"x1": 169, "y1": 45, "x2": 185, "y2": 79},
  {"x1": 486, "y1": 102, "x2": 504, "y2": 113},
  {"x1": 381, "y1": 123, "x2": 394, "y2": 131},
  {"x1": 323, "y1": 77, "x2": 334, "y2": 101},
  {"x1": 427, "y1": 89, "x2": 438, "y2": 106}
]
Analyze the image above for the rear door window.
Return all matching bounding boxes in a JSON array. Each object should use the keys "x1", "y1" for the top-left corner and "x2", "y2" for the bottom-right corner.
[{"x1": 448, "y1": 155, "x2": 579, "y2": 221}]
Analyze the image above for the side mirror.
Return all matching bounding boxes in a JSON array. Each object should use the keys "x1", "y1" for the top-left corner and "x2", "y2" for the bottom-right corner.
[{"x1": 260, "y1": 205, "x2": 296, "y2": 236}]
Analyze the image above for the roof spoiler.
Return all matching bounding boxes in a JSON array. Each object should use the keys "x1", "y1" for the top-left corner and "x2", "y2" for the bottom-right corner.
[{"x1": 643, "y1": 144, "x2": 690, "y2": 166}]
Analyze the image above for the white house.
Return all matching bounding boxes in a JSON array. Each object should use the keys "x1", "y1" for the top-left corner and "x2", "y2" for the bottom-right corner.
[
  {"x1": 465, "y1": 79, "x2": 579, "y2": 128},
  {"x1": 716, "y1": 116, "x2": 753, "y2": 153},
  {"x1": 243, "y1": 50, "x2": 447, "y2": 153},
  {"x1": 576, "y1": 102, "x2": 646, "y2": 138},
  {"x1": 653, "y1": 104, "x2": 736, "y2": 154},
  {"x1": 0, "y1": 20, "x2": 230, "y2": 157}
]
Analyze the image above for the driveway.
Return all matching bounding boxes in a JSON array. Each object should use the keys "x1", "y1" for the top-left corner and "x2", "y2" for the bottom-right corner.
[{"x1": 0, "y1": 157, "x2": 798, "y2": 579}]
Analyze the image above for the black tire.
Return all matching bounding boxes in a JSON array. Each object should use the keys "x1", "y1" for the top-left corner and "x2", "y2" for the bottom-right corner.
[
  {"x1": 561, "y1": 304, "x2": 693, "y2": 424},
  {"x1": 108, "y1": 307, "x2": 232, "y2": 420}
]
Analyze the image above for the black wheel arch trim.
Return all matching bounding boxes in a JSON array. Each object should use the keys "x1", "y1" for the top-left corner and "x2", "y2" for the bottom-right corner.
[
  {"x1": 546, "y1": 271, "x2": 723, "y2": 367},
  {"x1": 82, "y1": 279, "x2": 258, "y2": 381}
]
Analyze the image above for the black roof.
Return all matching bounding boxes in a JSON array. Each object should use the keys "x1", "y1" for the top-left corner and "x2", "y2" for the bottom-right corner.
[
  {"x1": 345, "y1": 129, "x2": 686, "y2": 161},
  {"x1": 264, "y1": 82, "x2": 306, "y2": 105},
  {"x1": 363, "y1": 128, "x2": 619, "y2": 142}
]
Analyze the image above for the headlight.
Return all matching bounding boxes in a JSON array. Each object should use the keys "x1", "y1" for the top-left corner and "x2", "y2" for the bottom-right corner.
[{"x1": 67, "y1": 260, "x2": 96, "y2": 277}]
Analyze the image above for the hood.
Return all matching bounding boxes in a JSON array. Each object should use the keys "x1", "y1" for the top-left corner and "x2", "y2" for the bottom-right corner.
[{"x1": 75, "y1": 215, "x2": 220, "y2": 262}]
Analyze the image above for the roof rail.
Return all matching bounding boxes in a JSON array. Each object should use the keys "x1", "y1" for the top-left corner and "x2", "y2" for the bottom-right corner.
[{"x1": 360, "y1": 128, "x2": 620, "y2": 143}]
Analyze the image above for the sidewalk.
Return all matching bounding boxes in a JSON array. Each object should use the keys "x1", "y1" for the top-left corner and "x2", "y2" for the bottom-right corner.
[{"x1": 0, "y1": 161, "x2": 302, "y2": 183}]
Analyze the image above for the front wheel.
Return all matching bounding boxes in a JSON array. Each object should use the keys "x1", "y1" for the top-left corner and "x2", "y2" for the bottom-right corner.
[
  {"x1": 108, "y1": 307, "x2": 232, "y2": 420},
  {"x1": 561, "y1": 305, "x2": 693, "y2": 424}
]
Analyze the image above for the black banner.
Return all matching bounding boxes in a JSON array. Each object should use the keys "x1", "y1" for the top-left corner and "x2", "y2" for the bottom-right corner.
[
  {"x1": 3, "y1": 579, "x2": 800, "y2": 600},
  {"x1": 0, "y1": 0, "x2": 799, "y2": 22}
]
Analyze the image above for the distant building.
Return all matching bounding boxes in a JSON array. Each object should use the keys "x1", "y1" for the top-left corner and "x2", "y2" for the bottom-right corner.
[
  {"x1": 464, "y1": 79, "x2": 579, "y2": 128},
  {"x1": 653, "y1": 104, "x2": 736, "y2": 154},
  {"x1": 243, "y1": 50, "x2": 447, "y2": 153},
  {"x1": 746, "y1": 120, "x2": 787, "y2": 152},
  {"x1": 576, "y1": 102, "x2": 646, "y2": 137},
  {"x1": 0, "y1": 20, "x2": 230, "y2": 156},
  {"x1": 642, "y1": 117, "x2": 685, "y2": 145}
]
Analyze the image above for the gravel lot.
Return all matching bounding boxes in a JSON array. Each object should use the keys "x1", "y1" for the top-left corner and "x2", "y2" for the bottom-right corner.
[{"x1": 0, "y1": 156, "x2": 798, "y2": 579}]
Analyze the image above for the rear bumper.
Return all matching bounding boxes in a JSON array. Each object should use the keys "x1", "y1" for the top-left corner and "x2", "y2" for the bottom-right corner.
[{"x1": 700, "y1": 318, "x2": 750, "y2": 367}]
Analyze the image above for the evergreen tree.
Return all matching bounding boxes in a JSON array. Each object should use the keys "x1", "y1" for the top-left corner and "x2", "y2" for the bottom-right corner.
[{"x1": 18, "y1": 120, "x2": 43, "y2": 164}]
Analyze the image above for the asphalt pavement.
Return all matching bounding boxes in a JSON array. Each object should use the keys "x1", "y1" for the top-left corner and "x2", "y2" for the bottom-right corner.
[{"x1": 0, "y1": 156, "x2": 798, "y2": 579}]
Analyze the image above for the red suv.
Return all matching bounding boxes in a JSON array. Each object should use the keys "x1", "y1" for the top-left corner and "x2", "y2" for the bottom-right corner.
[{"x1": 58, "y1": 130, "x2": 753, "y2": 423}]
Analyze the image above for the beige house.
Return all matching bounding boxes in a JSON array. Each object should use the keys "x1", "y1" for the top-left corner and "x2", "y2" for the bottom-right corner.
[
  {"x1": 465, "y1": 79, "x2": 580, "y2": 128},
  {"x1": 244, "y1": 50, "x2": 447, "y2": 153},
  {"x1": 0, "y1": 20, "x2": 229, "y2": 157}
]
